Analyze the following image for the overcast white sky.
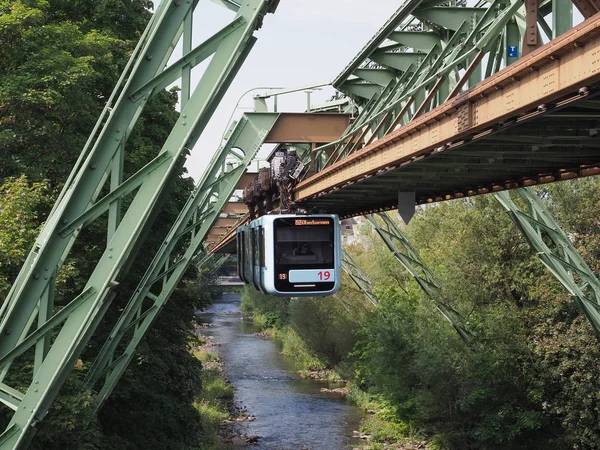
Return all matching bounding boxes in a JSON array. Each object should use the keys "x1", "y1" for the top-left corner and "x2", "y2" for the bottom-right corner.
[{"x1": 177, "y1": 0, "x2": 401, "y2": 180}]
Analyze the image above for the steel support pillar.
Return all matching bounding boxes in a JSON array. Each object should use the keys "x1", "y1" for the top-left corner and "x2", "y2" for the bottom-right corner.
[
  {"x1": 365, "y1": 213, "x2": 473, "y2": 345},
  {"x1": 83, "y1": 113, "x2": 278, "y2": 407},
  {"x1": 209, "y1": 255, "x2": 230, "y2": 276},
  {"x1": 553, "y1": 0, "x2": 573, "y2": 38},
  {"x1": 341, "y1": 248, "x2": 379, "y2": 307},
  {"x1": 0, "y1": 1, "x2": 278, "y2": 448},
  {"x1": 495, "y1": 188, "x2": 600, "y2": 336}
]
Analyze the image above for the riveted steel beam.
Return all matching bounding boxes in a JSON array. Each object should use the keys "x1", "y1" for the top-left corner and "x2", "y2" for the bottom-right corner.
[
  {"x1": 315, "y1": 1, "x2": 528, "y2": 170},
  {"x1": 297, "y1": 15, "x2": 600, "y2": 202},
  {"x1": 341, "y1": 248, "x2": 379, "y2": 307},
  {"x1": 84, "y1": 112, "x2": 279, "y2": 408}
]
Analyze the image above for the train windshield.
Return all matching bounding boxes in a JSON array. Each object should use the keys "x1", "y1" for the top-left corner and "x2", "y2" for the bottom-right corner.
[{"x1": 274, "y1": 217, "x2": 335, "y2": 292}]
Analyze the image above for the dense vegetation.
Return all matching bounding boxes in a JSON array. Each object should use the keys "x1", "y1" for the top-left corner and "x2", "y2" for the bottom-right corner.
[
  {"x1": 0, "y1": 1, "x2": 226, "y2": 448},
  {"x1": 241, "y1": 178, "x2": 600, "y2": 450},
  {"x1": 3, "y1": 1, "x2": 600, "y2": 449}
]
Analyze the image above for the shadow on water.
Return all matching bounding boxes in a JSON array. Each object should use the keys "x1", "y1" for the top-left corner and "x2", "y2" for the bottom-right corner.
[{"x1": 197, "y1": 292, "x2": 365, "y2": 450}]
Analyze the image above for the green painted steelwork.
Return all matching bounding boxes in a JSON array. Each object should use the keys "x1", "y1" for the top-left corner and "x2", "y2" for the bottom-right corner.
[
  {"x1": 365, "y1": 213, "x2": 473, "y2": 345},
  {"x1": 209, "y1": 255, "x2": 231, "y2": 276},
  {"x1": 553, "y1": 0, "x2": 573, "y2": 38},
  {"x1": 83, "y1": 112, "x2": 278, "y2": 408},
  {"x1": 341, "y1": 248, "x2": 379, "y2": 307},
  {"x1": 299, "y1": 0, "x2": 591, "y2": 348},
  {"x1": 495, "y1": 188, "x2": 600, "y2": 336},
  {"x1": 315, "y1": 0, "x2": 576, "y2": 167},
  {"x1": 0, "y1": 0, "x2": 278, "y2": 447}
]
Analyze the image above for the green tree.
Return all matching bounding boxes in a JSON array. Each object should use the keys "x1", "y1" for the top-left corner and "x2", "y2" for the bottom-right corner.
[
  {"x1": 0, "y1": 1, "x2": 223, "y2": 448},
  {"x1": 0, "y1": 176, "x2": 48, "y2": 297}
]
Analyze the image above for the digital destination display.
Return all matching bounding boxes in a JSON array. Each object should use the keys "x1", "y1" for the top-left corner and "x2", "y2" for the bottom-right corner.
[{"x1": 294, "y1": 219, "x2": 331, "y2": 226}]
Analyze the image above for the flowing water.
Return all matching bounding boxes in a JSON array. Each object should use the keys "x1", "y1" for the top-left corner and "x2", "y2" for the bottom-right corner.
[{"x1": 197, "y1": 292, "x2": 365, "y2": 450}]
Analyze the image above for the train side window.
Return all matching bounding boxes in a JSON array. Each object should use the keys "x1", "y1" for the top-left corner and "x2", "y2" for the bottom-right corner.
[
  {"x1": 259, "y1": 226, "x2": 265, "y2": 267},
  {"x1": 238, "y1": 231, "x2": 245, "y2": 281},
  {"x1": 247, "y1": 229, "x2": 254, "y2": 286},
  {"x1": 250, "y1": 228, "x2": 258, "y2": 267}
]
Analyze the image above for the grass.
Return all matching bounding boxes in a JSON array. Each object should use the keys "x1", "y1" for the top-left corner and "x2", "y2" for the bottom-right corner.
[
  {"x1": 193, "y1": 347, "x2": 220, "y2": 363},
  {"x1": 346, "y1": 383, "x2": 434, "y2": 449},
  {"x1": 191, "y1": 349, "x2": 234, "y2": 450},
  {"x1": 200, "y1": 366, "x2": 234, "y2": 403},
  {"x1": 279, "y1": 328, "x2": 327, "y2": 371}
]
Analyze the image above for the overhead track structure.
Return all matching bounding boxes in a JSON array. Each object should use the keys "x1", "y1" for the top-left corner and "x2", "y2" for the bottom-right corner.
[
  {"x1": 212, "y1": 1, "x2": 600, "y2": 240},
  {"x1": 295, "y1": 1, "x2": 600, "y2": 217},
  {"x1": 208, "y1": 1, "x2": 600, "y2": 343},
  {"x1": 204, "y1": 112, "x2": 352, "y2": 250},
  {"x1": 0, "y1": 0, "x2": 278, "y2": 448}
]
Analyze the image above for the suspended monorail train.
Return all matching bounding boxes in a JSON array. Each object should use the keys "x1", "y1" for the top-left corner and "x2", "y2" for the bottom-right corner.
[{"x1": 237, "y1": 214, "x2": 341, "y2": 297}]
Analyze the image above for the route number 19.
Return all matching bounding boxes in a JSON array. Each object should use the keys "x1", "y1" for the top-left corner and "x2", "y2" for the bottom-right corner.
[{"x1": 318, "y1": 271, "x2": 331, "y2": 281}]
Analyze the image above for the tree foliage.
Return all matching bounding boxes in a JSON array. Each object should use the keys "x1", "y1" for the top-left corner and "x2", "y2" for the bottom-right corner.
[
  {"x1": 240, "y1": 179, "x2": 600, "y2": 450},
  {"x1": 0, "y1": 1, "x2": 225, "y2": 448},
  {"x1": 0, "y1": 176, "x2": 47, "y2": 296}
]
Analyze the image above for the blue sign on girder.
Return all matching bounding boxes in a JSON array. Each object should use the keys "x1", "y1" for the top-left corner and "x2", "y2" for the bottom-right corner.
[{"x1": 508, "y1": 46, "x2": 518, "y2": 57}]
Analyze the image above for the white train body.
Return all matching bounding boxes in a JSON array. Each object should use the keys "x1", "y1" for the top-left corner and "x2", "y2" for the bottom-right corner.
[{"x1": 237, "y1": 214, "x2": 341, "y2": 297}]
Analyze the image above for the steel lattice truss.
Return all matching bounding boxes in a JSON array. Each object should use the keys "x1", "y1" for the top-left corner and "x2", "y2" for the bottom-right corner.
[
  {"x1": 365, "y1": 213, "x2": 474, "y2": 345},
  {"x1": 0, "y1": 1, "x2": 278, "y2": 448},
  {"x1": 341, "y1": 248, "x2": 379, "y2": 307},
  {"x1": 495, "y1": 188, "x2": 600, "y2": 335},
  {"x1": 82, "y1": 113, "x2": 279, "y2": 409},
  {"x1": 311, "y1": 0, "x2": 594, "y2": 345},
  {"x1": 309, "y1": 0, "x2": 578, "y2": 171}
]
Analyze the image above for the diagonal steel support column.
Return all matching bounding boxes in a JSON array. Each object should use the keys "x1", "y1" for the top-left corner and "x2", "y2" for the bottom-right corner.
[
  {"x1": 83, "y1": 113, "x2": 279, "y2": 408},
  {"x1": 495, "y1": 187, "x2": 600, "y2": 336},
  {"x1": 209, "y1": 255, "x2": 231, "y2": 276},
  {"x1": 341, "y1": 248, "x2": 379, "y2": 307},
  {"x1": 0, "y1": 2, "x2": 278, "y2": 448},
  {"x1": 365, "y1": 213, "x2": 473, "y2": 345}
]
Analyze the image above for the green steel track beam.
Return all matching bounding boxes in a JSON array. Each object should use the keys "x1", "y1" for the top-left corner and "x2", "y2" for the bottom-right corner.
[
  {"x1": 315, "y1": 0, "x2": 530, "y2": 168},
  {"x1": 495, "y1": 188, "x2": 600, "y2": 336},
  {"x1": 83, "y1": 112, "x2": 278, "y2": 408},
  {"x1": 0, "y1": 1, "x2": 277, "y2": 448},
  {"x1": 365, "y1": 213, "x2": 473, "y2": 345}
]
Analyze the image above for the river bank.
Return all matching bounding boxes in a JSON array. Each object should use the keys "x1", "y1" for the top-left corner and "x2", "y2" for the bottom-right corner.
[
  {"x1": 192, "y1": 328, "x2": 264, "y2": 447},
  {"x1": 196, "y1": 292, "x2": 366, "y2": 449},
  {"x1": 239, "y1": 290, "x2": 433, "y2": 450}
]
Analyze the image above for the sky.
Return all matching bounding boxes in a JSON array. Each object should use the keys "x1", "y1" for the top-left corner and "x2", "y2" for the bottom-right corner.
[{"x1": 176, "y1": 0, "x2": 401, "y2": 181}]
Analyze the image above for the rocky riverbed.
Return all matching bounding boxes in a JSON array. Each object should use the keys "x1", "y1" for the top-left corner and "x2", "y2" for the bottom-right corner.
[{"x1": 196, "y1": 292, "x2": 365, "y2": 449}]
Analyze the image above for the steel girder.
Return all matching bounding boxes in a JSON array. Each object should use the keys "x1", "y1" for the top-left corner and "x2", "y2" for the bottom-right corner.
[
  {"x1": 495, "y1": 188, "x2": 600, "y2": 336},
  {"x1": 365, "y1": 213, "x2": 473, "y2": 345},
  {"x1": 208, "y1": 255, "x2": 231, "y2": 275},
  {"x1": 312, "y1": 0, "x2": 575, "y2": 170},
  {"x1": 82, "y1": 113, "x2": 278, "y2": 407},
  {"x1": 341, "y1": 248, "x2": 379, "y2": 307},
  {"x1": 0, "y1": 1, "x2": 278, "y2": 447}
]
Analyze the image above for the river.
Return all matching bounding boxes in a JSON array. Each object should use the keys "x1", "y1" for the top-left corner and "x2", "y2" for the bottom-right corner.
[{"x1": 197, "y1": 292, "x2": 365, "y2": 449}]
